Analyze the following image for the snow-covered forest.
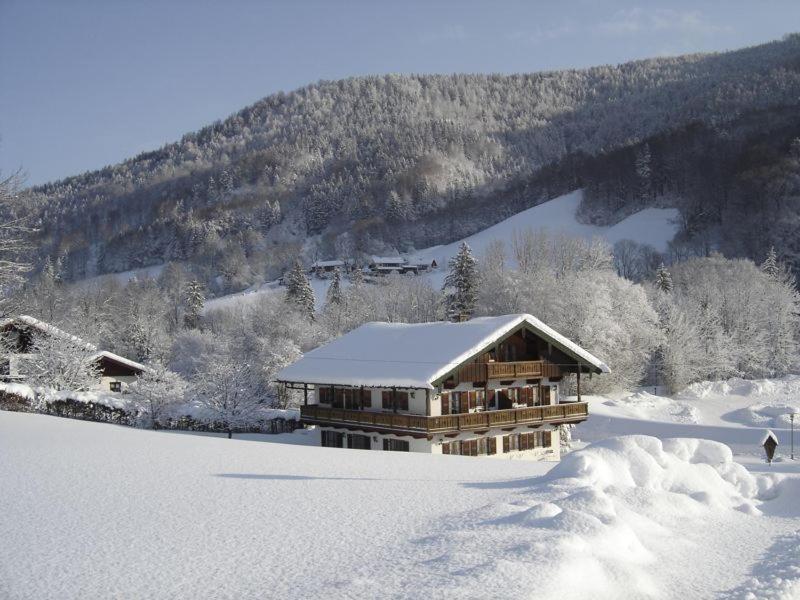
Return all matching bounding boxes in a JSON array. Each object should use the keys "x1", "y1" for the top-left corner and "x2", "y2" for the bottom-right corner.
[
  {"x1": 12, "y1": 34, "x2": 800, "y2": 297},
  {"x1": 8, "y1": 229, "x2": 797, "y2": 427}
]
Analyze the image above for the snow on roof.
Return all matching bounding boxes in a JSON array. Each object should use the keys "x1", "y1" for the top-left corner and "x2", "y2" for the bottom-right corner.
[
  {"x1": 2, "y1": 315, "x2": 147, "y2": 373},
  {"x1": 312, "y1": 260, "x2": 345, "y2": 268},
  {"x1": 93, "y1": 351, "x2": 147, "y2": 373},
  {"x1": 761, "y1": 430, "x2": 779, "y2": 446},
  {"x1": 371, "y1": 256, "x2": 406, "y2": 265},
  {"x1": 3, "y1": 315, "x2": 98, "y2": 352},
  {"x1": 276, "y1": 314, "x2": 609, "y2": 389}
]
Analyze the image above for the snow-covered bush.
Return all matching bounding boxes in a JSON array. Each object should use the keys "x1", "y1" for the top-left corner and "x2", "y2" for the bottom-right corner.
[{"x1": 127, "y1": 362, "x2": 188, "y2": 428}]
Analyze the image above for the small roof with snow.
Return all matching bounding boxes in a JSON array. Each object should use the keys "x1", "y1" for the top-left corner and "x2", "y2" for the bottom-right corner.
[
  {"x1": 276, "y1": 313, "x2": 609, "y2": 389},
  {"x1": 0, "y1": 315, "x2": 148, "y2": 373},
  {"x1": 312, "y1": 260, "x2": 345, "y2": 268},
  {"x1": 371, "y1": 256, "x2": 406, "y2": 265}
]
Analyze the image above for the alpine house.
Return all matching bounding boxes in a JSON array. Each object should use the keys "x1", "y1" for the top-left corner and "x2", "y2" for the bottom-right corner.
[{"x1": 276, "y1": 314, "x2": 609, "y2": 459}]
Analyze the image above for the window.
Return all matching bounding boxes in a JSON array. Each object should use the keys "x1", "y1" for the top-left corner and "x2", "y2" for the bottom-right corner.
[
  {"x1": 381, "y1": 390, "x2": 409, "y2": 411},
  {"x1": 502, "y1": 431, "x2": 552, "y2": 452},
  {"x1": 383, "y1": 438, "x2": 409, "y2": 452},
  {"x1": 109, "y1": 381, "x2": 122, "y2": 393},
  {"x1": 347, "y1": 434, "x2": 371, "y2": 450},
  {"x1": 317, "y1": 387, "x2": 333, "y2": 404},
  {"x1": 321, "y1": 431, "x2": 345, "y2": 448}
]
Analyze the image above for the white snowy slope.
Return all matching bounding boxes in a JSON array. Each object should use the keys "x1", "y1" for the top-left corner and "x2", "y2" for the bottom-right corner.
[
  {"x1": 577, "y1": 375, "x2": 800, "y2": 453},
  {"x1": 2, "y1": 408, "x2": 799, "y2": 600},
  {"x1": 204, "y1": 189, "x2": 680, "y2": 312}
]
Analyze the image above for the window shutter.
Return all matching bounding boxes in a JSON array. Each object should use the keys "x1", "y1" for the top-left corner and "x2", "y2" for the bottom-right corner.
[
  {"x1": 442, "y1": 442, "x2": 450, "y2": 455},
  {"x1": 488, "y1": 437, "x2": 497, "y2": 455},
  {"x1": 502, "y1": 435, "x2": 509, "y2": 453},
  {"x1": 441, "y1": 392, "x2": 450, "y2": 415}
]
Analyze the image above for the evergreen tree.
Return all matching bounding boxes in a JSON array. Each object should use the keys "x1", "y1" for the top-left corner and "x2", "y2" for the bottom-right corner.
[
  {"x1": 349, "y1": 265, "x2": 365, "y2": 287},
  {"x1": 655, "y1": 263, "x2": 673, "y2": 293},
  {"x1": 325, "y1": 268, "x2": 344, "y2": 306},
  {"x1": 443, "y1": 242, "x2": 478, "y2": 321},
  {"x1": 285, "y1": 260, "x2": 316, "y2": 319},
  {"x1": 761, "y1": 246, "x2": 779, "y2": 278},
  {"x1": 183, "y1": 280, "x2": 205, "y2": 329}
]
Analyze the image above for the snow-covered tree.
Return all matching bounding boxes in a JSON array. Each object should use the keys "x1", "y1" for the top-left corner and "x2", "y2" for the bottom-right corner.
[
  {"x1": 655, "y1": 263, "x2": 673, "y2": 293},
  {"x1": 761, "y1": 246, "x2": 779, "y2": 278},
  {"x1": 183, "y1": 280, "x2": 205, "y2": 329},
  {"x1": 192, "y1": 353, "x2": 261, "y2": 439},
  {"x1": 0, "y1": 169, "x2": 32, "y2": 313},
  {"x1": 443, "y1": 242, "x2": 478, "y2": 321},
  {"x1": 284, "y1": 260, "x2": 315, "y2": 319},
  {"x1": 127, "y1": 362, "x2": 188, "y2": 428},
  {"x1": 325, "y1": 268, "x2": 344, "y2": 306},
  {"x1": 23, "y1": 332, "x2": 101, "y2": 402}
]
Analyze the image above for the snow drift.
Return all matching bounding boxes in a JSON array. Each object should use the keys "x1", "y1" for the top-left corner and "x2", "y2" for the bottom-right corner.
[{"x1": 385, "y1": 436, "x2": 782, "y2": 599}]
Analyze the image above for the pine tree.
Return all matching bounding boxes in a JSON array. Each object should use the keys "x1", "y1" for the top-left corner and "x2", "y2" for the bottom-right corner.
[
  {"x1": 285, "y1": 260, "x2": 316, "y2": 319},
  {"x1": 349, "y1": 265, "x2": 365, "y2": 287},
  {"x1": 761, "y1": 246, "x2": 779, "y2": 278},
  {"x1": 443, "y1": 242, "x2": 478, "y2": 321},
  {"x1": 325, "y1": 268, "x2": 344, "y2": 306},
  {"x1": 655, "y1": 263, "x2": 673, "y2": 293},
  {"x1": 183, "y1": 280, "x2": 205, "y2": 329}
]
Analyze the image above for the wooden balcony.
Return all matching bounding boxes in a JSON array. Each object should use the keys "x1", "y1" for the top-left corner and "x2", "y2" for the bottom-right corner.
[
  {"x1": 300, "y1": 402, "x2": 588, "y2": 435},
  {"x1": 456, "y1": 360, "x2": 561, "y2": 383}
]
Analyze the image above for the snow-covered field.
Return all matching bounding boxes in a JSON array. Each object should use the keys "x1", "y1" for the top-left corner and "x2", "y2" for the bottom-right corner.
[
  {"x1": 2, "y1": 375, "x2": 799, "y2": 599},
  {"x1": 204, "y1": 189, "x2": 679, "y2": 312}
]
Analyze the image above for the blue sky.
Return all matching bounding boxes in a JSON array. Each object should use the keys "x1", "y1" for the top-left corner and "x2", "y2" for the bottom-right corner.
[{"x1": 2, "y1": 0, "x2": 799, "y2": 186}]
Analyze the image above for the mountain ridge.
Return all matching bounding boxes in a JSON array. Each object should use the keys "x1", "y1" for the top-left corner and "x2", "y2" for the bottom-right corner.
[{"x1": 17, "y1": 34, "x2": 800, "y2": 292}]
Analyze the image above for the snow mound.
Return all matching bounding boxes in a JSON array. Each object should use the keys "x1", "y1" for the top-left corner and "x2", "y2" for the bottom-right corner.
[
  {"x1": 549, "y1": 436, "x2": 770, "y2": 514},
  {"x1": 682, "y1": 375, "x2": 800, "y2": 402},
  {"x1": 378, "y1": 436, "x2": 779, "y2": 599},
  {"x1": 682, "y1": 376, "x2": 800, "y2": 429},
  {"x1": 602, "y1": 390, "x2": 700, "y2": 423}
]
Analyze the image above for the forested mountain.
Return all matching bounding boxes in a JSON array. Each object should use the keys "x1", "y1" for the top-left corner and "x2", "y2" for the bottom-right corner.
[{"x1": 17, "y1": 34, "x2": 800, "y2": 293}]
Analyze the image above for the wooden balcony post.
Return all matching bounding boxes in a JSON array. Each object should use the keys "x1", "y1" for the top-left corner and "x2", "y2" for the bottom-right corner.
[
  {"x1": 576, "y1": 365, "x2": 582, "y2": 402},
  {"x1": 392, "y1": 387, "x2": 397, "y2": 413},
  {"x1": 303, "y1": 384, "x2": 308, "y2": 406}
]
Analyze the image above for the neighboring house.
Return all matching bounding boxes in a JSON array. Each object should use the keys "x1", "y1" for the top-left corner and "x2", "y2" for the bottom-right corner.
[
  {"x1": 310, "y1": 260, "x2": 346, "y2": 277},
  {"x1": 276, "y1": 314, "x2": 609, "y2": 459},
  {"x1": 368, "y1": 256, "x2": 408, "y2": 275},
  {"x1": 0, "y1": 315, "x2": 146, "y2": 393}
]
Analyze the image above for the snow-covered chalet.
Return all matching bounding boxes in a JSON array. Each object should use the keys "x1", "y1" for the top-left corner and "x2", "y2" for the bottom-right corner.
[
  {"x1": 276, "y1": 314, "x2": 609, "y2": 459},
  {"x1": 0, "y1": 315, "x2": 146, "y2": 392}
]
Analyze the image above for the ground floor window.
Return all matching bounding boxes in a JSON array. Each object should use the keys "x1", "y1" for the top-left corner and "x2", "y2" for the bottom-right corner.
[
  {"x1": 442, "y1": 436, "x2": 497, "y2": 456},
  {"x1": 321, "y1": 430, "x2": 345, "y2": 448},
  {"x1": 382, "y1": 438, "x2": 410, "y2": 452},
  {"x1": 347, "y1": 433, "x2": 371, "y2": 450},
  {"x1": 502, "y1": 430, "x2": 552, "y2": 453},
  {"x1": 109, "y1": 381, "x2": 122, "y2": 393}
]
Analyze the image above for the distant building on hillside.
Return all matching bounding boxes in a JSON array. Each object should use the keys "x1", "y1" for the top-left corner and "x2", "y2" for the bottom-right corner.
[
  {"x1": 276, "y1": 314, "x2": 608, "y2": 459},
  {"x1": 0, "y1": 315, "x2": 146, "y2": 393},
  {"x1": 310, "y1": 260, "x2": 346, "y2": 278}
]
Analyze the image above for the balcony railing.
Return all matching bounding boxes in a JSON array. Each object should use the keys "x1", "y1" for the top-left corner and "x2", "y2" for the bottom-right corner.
[
  {"x1": 455, "y1": 360, "x2": 561, "y2": 383},
  {"x1": 300, "y1": 402, "x2": 588, "y2": 434}
]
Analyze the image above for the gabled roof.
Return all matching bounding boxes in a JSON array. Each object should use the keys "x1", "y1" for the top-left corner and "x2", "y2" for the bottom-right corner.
[
  {"x1": 370, "y1": 256, "x2": 406, "y2": 265},
  {"x1": 311, "y1": 260, "x2": 345, "y2": 268},
  {"x1": 0, "y1": 315, "x2": 148, "y2": 373},
  {"x1": 276, "y1": 314, "x2": 609, "y2": 390}
]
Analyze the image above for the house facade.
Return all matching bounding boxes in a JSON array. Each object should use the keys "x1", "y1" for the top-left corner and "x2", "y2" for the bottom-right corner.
[
  {"x1": 277, "y1": 314, "x2": 608, "y2": 460},
  {"x1": 0, "y1": 315, "x2": 146, "y2": 392}
]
